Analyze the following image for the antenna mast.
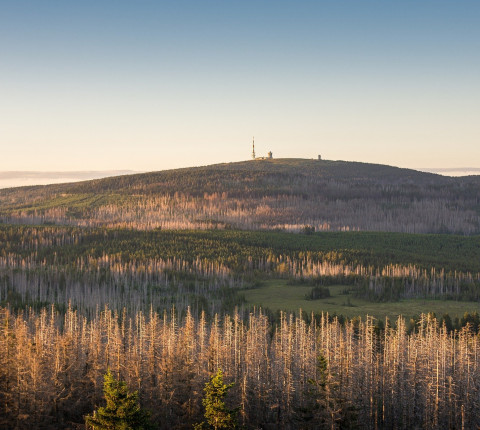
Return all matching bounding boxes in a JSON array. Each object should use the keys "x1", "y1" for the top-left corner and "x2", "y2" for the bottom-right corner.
[{"x1": 252, "y1": 136, "x2": 256, "y2": 159}]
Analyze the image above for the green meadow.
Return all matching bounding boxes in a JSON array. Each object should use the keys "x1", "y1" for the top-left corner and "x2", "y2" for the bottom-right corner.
[{"x1": 243, "y1": 280, "x2": 480, "y2": 320}]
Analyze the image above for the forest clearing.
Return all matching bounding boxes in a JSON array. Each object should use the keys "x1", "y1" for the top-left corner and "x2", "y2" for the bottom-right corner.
[{"x1": 243, "y1": 280, "x2": 480, "y2": 321}]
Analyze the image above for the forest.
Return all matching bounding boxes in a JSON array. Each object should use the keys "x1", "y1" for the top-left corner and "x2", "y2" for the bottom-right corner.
[
  {"x1": 1, "y1": 159, "x2": 480, "y2": 234},
  {"x1": 1, "y1": 225, "x2": 480, "y2": 318},
  {"x1": 1, "y1": 159, "x2": 480, "y2": 428},
  {"x1": 1, "y1": 306, "x2": 480, "y2": 429},
  {"x1": 0, "y1": 224, "x2": 480, "y2": 428}
]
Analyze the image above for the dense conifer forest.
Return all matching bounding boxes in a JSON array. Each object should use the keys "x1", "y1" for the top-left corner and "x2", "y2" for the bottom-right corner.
[{"x1": 1, "y1": 159, "x2": 480, "y2": 428}]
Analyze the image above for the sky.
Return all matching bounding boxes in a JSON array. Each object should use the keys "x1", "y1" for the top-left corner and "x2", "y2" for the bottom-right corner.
[{"x1": 1, "y1": 0, "x2": 479, "y2": 177}]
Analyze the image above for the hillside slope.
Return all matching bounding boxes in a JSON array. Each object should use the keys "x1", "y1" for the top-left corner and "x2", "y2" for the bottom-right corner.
[{"x1": 1, "y1": 158, "x2": 479, "y2": 234}]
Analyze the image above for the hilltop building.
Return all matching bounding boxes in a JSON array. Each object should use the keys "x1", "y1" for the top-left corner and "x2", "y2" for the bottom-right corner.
[{"x1": 251, "y1": 138, "x2": 273, "y2": 160}]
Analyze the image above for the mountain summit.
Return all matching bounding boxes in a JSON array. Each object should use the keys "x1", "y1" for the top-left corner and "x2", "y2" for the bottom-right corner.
[{"x1": 1, "y1": 158, "x2": 479, "y2": 234}]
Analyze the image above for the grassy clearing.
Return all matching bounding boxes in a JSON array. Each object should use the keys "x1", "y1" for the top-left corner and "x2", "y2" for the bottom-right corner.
[{"x1": 243, "y1": 280, "x2": 480, "y2": 320}]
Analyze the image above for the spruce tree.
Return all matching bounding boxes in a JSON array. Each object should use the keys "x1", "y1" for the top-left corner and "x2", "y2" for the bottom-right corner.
[
  {"x1": 296, "y1": 353, "x2": 358, "y2": 429},
  {"x1": 195, "y1": 369, "x2": 238, "y2": 430},
  {"x1": 85, "y1": 370, "x2": 153, "y2": 430}
]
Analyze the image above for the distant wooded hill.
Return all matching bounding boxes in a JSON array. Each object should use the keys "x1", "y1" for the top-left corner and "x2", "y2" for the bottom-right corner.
[{"x1": 1, "y1": 158, "x2": 479, "y2": 234}]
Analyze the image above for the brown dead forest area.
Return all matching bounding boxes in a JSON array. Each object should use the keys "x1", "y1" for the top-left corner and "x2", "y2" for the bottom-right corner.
[{"x1": 1, "y1": 307, "x2": 479, "y2": 429}]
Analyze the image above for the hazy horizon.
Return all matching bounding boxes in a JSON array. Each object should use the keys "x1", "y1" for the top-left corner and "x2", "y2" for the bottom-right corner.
[{"x1": 0, "y1": 170, "x2": 138, "y2": 189}]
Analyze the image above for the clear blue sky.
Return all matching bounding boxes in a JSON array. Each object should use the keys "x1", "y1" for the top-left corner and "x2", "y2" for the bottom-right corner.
[{"x1": 1, "y1": 0, "x2": 479, "y2": 172}]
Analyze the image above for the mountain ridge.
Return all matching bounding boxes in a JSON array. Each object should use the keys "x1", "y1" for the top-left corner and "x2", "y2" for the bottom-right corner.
[
  {"x1": 0, "y1": 158, "x2": 461, "y2": 193},
  {"x1": 1, "y1": 158, "x2": 479, "y2": 234}
]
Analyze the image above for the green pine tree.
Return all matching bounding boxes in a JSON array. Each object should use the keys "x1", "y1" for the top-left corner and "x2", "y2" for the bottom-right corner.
[
  {"x1": 85, "y1": 370, "x2": 154, "y2": 430},
  {"x1": 195, "y1": 369, "x2": 238, "y2": 430}
]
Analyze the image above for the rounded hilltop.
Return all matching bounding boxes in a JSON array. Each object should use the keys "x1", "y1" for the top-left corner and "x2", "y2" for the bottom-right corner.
[
  {"x1": 1, "y1": 157, "x2": 479, "y2": 234},
  {"x1": 208, "y1": 157, "x2": 450, "y2": 184},
  {"x1": 0, "y1": 157, "x2": 466, "y2": 195}
]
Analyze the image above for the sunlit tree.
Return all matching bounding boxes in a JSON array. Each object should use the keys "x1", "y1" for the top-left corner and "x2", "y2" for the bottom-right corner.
[{"x1": 85, "y1": 370, "x2": 153, "y2": 430}]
